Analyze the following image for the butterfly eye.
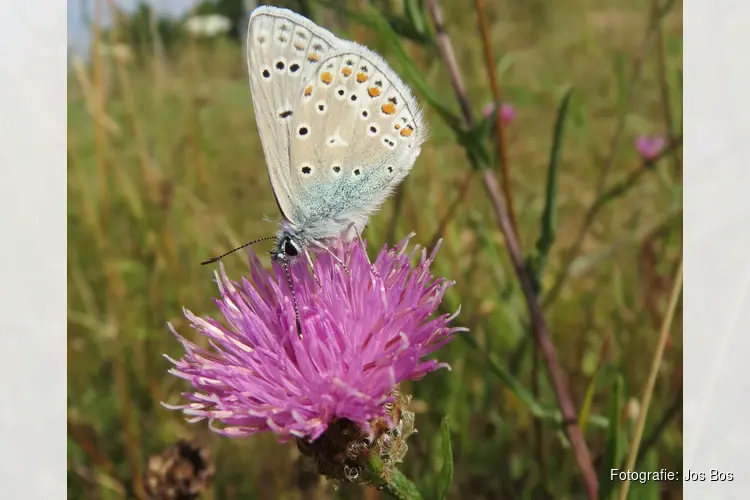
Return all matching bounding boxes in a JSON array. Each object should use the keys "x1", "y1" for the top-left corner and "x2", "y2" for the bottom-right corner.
[{"x1": 283, "y1": 239, "x2": 299, "y2": 257}]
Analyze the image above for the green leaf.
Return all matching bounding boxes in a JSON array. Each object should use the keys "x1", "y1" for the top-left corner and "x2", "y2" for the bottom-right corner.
[
  {"x1": 529, "y1": 87, "x2": 573, "y2": 290},
  {"x1": 598, "y1": 374, "x2": 625, "y2": 499},
  {"x1": 381, "y1": 0, "x2": 433, "y2": 45},
  {"x1": 578, "y1": 350, "x2": 604, "y2": 433},
  {"x1": 613, "y1": 52, "x2": 628, "y2": 112},
  {"x1": 435, "y1": 417, "x2": 454, "y2": 500},
  {"x1": 486, "y1": 352, "x2": 609, "y2": 429},
  {"x1": 404, "y1": 0, "x2": 428, "y2": 39},
  {"x1": 455, "y1": 125, "x2": 492, "y2": 170}
]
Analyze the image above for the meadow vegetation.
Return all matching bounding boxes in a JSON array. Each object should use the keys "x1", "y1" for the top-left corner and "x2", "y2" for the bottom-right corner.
[{"x1": 67, "y1": 0, "x2": 683, "y2": 498}]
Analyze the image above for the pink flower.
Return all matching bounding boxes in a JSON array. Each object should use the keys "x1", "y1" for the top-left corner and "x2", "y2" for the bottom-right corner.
[
  {"x1": 634, "y1": 135, "x2": 666, "y2": 161},
  {"x1": 482, "y1": 101, "x2": 516, "y2": 125},
  {"x1": 164, "y1": 236, "x2": 464, "y2": 441}
]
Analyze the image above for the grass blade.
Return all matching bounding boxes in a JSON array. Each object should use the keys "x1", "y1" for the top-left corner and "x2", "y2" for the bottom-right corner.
[{"x1": 598, "y1": 374, "x2": 624, "y2": 499}]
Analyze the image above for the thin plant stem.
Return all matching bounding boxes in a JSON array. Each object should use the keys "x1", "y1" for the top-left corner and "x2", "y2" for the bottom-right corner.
[
  {"x1": 426, "y1": 0, "x2": 474, "y2": 125},
  {"x1": 651, "y1": 0, "x2": 681, "y2": 173},
  {"x1": 106, "y1": 0, "x2": 158, "y2": 195},
  {"x1": 425, "y1": 1, "x2": 599, "y2": 497},
  {"x1": 91, "y1": 0, "x2": 109, "y2": 239},
  {"x1": 617, "y1": 257, "x2": 683, "y2": 500},
  {"x1": 482, "y1": 170, "x2": 598, "y2": 500},
  {"x1": 365, "y1": 455, "x2": 424, "y2": 500},
  {"x1": 473, "y1": 0, "x2": 519, "y2": 241},
  {"x1": 532, "y1": 346, "x2": 546, "y2": 487}
]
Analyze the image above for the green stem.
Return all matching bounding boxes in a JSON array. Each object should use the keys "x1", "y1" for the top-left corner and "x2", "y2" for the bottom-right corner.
[{"x1": 365, "y1": 455, "x2": 424, "y2": 500}]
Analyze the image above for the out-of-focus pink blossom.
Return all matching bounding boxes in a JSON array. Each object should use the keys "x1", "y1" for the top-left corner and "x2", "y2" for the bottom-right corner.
[
  {"x1": 482, "y1": 102, "x2": 516, "y2": 125},
  {"x1": 634, "y1": 135, "x2": 666, "y2": 161}
]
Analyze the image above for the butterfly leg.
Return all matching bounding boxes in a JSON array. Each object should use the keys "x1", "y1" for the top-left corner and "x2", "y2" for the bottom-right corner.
[
  {"x1": 311, "y1": 239, "x2": 351, "y2": 277},
  {"x1": 303, "y1": 248, "x2": 323, "y2": 288},
  {"x1": 348, "y1": 223, "x2": 381, "y2": 281}
]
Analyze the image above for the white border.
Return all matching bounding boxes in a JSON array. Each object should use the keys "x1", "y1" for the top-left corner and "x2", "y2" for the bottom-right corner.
[
  {"x1": 0, "y1": 1, "x2": 67, "y2": 498},
  {"x1": 3, "y1": 0, "x2": 748, "y2": 498},
  {"x1": 684, "y1": 0, "x2": 750, "y2": 498}
]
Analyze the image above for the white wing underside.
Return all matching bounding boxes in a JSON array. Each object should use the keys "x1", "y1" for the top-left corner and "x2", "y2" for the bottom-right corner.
[{"x1": 246, "y1": 6, "x2": 426, "y2": 241}]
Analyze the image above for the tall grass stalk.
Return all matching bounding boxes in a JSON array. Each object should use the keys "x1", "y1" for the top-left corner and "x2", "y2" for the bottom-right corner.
[{"x1": 618, "y1": 257, "x2": 683, "y2": 500}]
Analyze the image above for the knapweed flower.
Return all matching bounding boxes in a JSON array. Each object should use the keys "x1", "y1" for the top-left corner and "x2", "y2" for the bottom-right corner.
[
  {"x1": 164, "y1": 235, "x2": 463, "y2": 445},
  {"x1": 482, "y1": 101, "x2": 516, "y2": 125},
  {"x1": 634, "y1": 135, "x2": 666, "y2": 161}
]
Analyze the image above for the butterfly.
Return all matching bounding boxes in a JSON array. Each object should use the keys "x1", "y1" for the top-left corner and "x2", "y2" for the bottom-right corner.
[{"x1": 202, "y1": 6, "x2": 426, "y2": 334}]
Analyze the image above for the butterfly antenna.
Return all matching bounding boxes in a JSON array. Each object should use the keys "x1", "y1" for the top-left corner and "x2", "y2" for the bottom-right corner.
[
  {"x1": 200, "y1": 236, "x2": 276, "y2": 265},
  {"x1": 281, "y1": 258, "x2": 304, "y2": 339}
]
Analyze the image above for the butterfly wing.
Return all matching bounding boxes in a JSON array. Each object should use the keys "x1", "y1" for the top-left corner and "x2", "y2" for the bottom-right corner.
[
  {"x1": 247, "y1": 7, "x2": 426, "y2": 240},
  {"x1": 246, "y1": 6, "x2": 345, "y2": 223},
  {"x1": 288, "y1": 46, "x2": 426, "y2": 240}
]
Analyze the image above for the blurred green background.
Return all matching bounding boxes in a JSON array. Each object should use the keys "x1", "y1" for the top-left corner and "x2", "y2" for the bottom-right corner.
[{"x1": 67, "y1": 0, "x2": 683, "y2": 498}]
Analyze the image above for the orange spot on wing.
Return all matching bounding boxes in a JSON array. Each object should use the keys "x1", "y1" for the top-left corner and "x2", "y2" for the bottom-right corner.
[
  {"x1": 400, "y1": 125, "x2": 414, "y2": 137},
  {"x1": 394, "y1": 123, "x2": 401, "y2": 130},
  {"x1": 303, "y1": 84, "x2": 313, "y2": 97},
  {"x1": 321, "y1": 72, "x2": 333, "y2": 84},
  {"x1": 307, "y1": 53, "x2": 320, "y2": 62},
  {"x1": 342, "y1": 67, "x2": 352, "y2": 77},
  {"x1": 381, "y1": 102, "x2": 396, "y2": 115},
  {"x1": 368, "y1": 87, "x2": 381, "y2": 98},
  {"x1": 356, "y1": 73, "x2": 368, "y2": 83}
]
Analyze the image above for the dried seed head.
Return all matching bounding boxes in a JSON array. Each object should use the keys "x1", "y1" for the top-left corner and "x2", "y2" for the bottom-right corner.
[
  {"x1": 296, "y1": 387, "x2": 417, "y2": 485},
  {"x1": 143, "y1": 440, "x2": 214, "y2": 500}
]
